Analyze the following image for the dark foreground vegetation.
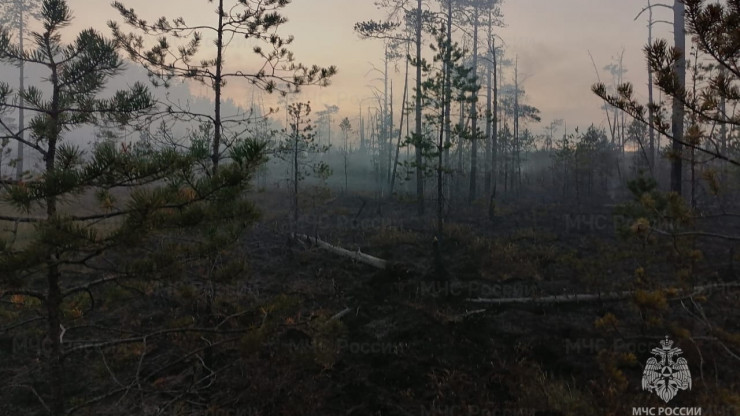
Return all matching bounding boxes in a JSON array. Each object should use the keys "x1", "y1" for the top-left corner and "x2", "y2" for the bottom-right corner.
[
  {"x1": 0, "y1": 0, "x2": 738, "y2": 415},
  {"x1": 4, "y1": 180, "x2": 739, "y2": 415}
]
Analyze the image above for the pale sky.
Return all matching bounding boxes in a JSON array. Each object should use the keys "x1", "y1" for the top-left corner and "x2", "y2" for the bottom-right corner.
[{"x1": 65, "y1": 0, "x2": 677, "y2": 137}]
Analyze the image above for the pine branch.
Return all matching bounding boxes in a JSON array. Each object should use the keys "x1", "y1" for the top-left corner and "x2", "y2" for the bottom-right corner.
[
  {"x1": 61, "y1": 274, "x2": 119, "y2": 298},
  {"x1": 0, "y1": 316, "x2": 45, "y2": 332},
  {"x1": 592, "y1": 83, "x2": 740, "y2": 167},
  {"x1": 62, "y1": 327, "x2": 251, "y2": 358}
]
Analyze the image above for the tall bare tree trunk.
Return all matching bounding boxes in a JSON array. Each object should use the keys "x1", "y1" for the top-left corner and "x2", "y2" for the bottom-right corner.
[
  {"x1": 618, "y1": 52, "x2": 626, "y2": 157},
  {"x1": 359, "y1": 103, "x2": 364, "y2": 150},
  {"x1": 513, "y1": 56, "x2": 520, "y2": 190},
  {"x1": 383, "y1": 44, "x2": 389, "y2": 186},
  {"x1": 327, "y1": 112, "x2": 332, "y2": 149},
  {"x1": 443, "y1": 0, "x2": 452, "y2": 205},
  {"x1": 494, "y1": 41, "x2": 499, "y2": 193},
  {"x1": 484, "y1": 10, "x2": 492, "y2": 194},
  {"x1": 468, "y1": 3, "x2": 479, "y2": 203},
  {"x1": 415, "y1": 0, "x2": 424, "y2": 214},
  {"x1": 294, "y1": 125, "x2": 299, "y2": 222},
  {"x1": 671, "y1": 0, "x2": 685, "y2": 195},
  {"x1": 489, "y1": 35, "x2": 498, "y2": 219},
  {"x1": 719, "y1": 66, "x2": 727, "y2": 154},
  {"x1": 390, "y1": 50, "x2": 409, "y2": 195},
  {"x1": 437, "y1": 95, "x2": 445, "y2": 237},
  {"x1": 212, "y1": 0, "x2": 224, "y2": 174},
  {"x1": 457, "y1": 102, "x2": 465, "y2": 201},
  {"x1": 647, "y1": 0, "x2": 656, "y2": 172},
  {"x1": 388, "y1": 80, "x2": 393, "y2": 186},
  {"x1": 16, "y1": 6, "x2": 24, "y2": 180}
]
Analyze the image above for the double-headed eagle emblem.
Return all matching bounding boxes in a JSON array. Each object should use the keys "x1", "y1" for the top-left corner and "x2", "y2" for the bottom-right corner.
[{"x1": 642, "y1": 336, "x2": 692, "y2": 403}]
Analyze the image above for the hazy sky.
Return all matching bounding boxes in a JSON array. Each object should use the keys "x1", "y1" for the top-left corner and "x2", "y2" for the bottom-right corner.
[{"x1": 64, "y1": 0, "x2": 678, "y2": 137}]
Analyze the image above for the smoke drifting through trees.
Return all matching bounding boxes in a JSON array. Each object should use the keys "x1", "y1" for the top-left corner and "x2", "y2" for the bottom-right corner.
[{"x1": 0, "y1": 0, "x2": 738, "y2": 415}]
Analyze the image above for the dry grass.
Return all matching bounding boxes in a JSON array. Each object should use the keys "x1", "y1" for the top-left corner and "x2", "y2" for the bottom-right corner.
[{"x1": 368, "y1": 226, "x2": 418, "y2": 247}]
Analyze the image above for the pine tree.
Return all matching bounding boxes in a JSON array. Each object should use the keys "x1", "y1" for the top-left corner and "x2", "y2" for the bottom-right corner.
[
  {"x1": 110, "y1": 0, "x2": 336, "y2": 174},
  {"x1": 0, "y1": 0, "x2": 42, "y2": 180},
  {"x1": 420, "y1": 22, "x2": 477, "y2": 236},
  {"x1": 594, "y1": 3, "x2": 740, "y2": 376},
  {"x1": 354, "y1": 13, "x2": 411, "y2": 196},
  {"x1": 0, "y1": 1, "x2": 265, "y2": 414},
  {"x1": 275, "y1": 101, "x2": 330, "y2": 223},
  {"x1": 593, "y1": 0, "x2": 739, "y2": 169}
]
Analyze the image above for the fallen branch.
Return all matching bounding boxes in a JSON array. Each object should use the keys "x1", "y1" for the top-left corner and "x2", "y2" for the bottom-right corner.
[
  {"x1": 287, "y1": 233, "x2": 738, "y2": 308},
  {"x1": 330, "y1": 307, "x2": 352, "y2": 321},
  {"x1": 468, "y1": 291, "x2": 632, "y2": 305},
  {"x1": 651, "y1": 228, "x2": 740, "y2": 241},
  {"x1": 0, "y1": 215, "x2": 45, "y2": 223},
  {"x1": 466, "y1": 282, "x2": 740, "y2": 305},
  {"x1": 444, "y1": 308, "x2": 487, "y2": 323},
  {"x1": 291, "y1": 233, "x2": 387, "y2": 270}
]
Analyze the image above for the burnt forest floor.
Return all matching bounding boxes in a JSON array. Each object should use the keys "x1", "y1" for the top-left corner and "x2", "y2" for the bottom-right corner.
[
  {"x1": 221, "y1": 186, "x2": 740, "y2": 416},
  {"x1": 5, "y1": 184, "x2": 738, "y2": 416}
]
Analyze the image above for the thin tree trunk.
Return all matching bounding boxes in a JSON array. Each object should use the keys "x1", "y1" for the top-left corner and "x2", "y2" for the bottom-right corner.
[
  {"x1": 484, "y1": 9, "x2": 492, "y2": 194},
  {"x1": 359, "y1": 103, "x2": 364, "y2": 150},
  {"x1": 493, "y1": 41, "x2": 499, "y2": 195},
  {"x1": 648, "y1": 0, "x2": 656, "y2": 172},
  {"x1": 406, "y1": 89, "x2": 411, "y2": 193},
  {"x1": 689, "y1": 48, "x2": 699, "y2": 209},
  {"x1": 443, "y1": 0, "x2": 452, "y2": 205},
  {"x1": 390, "y1": 50, "x2": 409, "y2": 195},
  {"x1": 671, "y1": 0, "x2": 685, "y2": 195},
  {"x1": 437, "y1": 104, "x2": 445, "y2": 236},
  {"x1": 457, "y1": 102, "x2": 465, "y2": 201},
  {"x1": 212, "y1": 0, "x2": 224, "y2": 174},
  {"x1": 16, "y1": 6, "x2": 24, "y2": 180},
  {"x1": 415, "y1": 0, "x2": 424, "y2": 215},
  {"x1": 438, "y1": 5, "x2": 452, "y2": 236},
  {"x1": 513, "y1": 57, "x2": 520, "y2": 190},
  {"x1": 47, "y1": 54, "x2": 63, "y2": 416},
  {"x1": 294, "y1": 125, "x2": 299, "y2": 222},
  {"x1": 719, "y1": 65, "x2": 727, "y2": 190},
  {"x1": 387, "y1": 80, "x2": 393, "y2": 185},
  {"x1": 719, "y1": 66, "x2": 727, "y2": 155},
  {"x1": 489, "y1": 35, "x2": 498, "y2": 220},
  {"x1": 619, "y1": 52, "x2": 626, "y2": 158},
  {"x1": 468, "y1": 3, "x2": 479, "y2": 203},
  {"x1": 383, "y1": 44, "x2": 389, "y2": 185},
  {"x1": 344, "y1": 132, "x2": 348, "y2": 193},
  {"x1": 691, "y1": 145, "x2": 696, "y2": 209}
]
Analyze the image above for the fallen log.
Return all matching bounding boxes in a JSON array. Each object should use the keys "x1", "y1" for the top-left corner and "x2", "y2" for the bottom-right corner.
[
  {"x1": 290, "y1": 233, "x2": 387, "y2": 270},
  {"x1": 287, "y1": 234, "x2": 738, "y2": 307},
  {"x1": 467, "y1": 291, "x2": 631, "y2": 305},
  {"x1": 466, "y1": 282, "x2": 740, "y2": 305}
]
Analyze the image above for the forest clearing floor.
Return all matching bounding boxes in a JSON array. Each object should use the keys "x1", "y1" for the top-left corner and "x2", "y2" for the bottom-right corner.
[
  {"x1": 222, "y1": 186, "x2": 739, "y2": 415},
  {"x1": 4, "y1": 185, "x2": 737, "y2": 416}
]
